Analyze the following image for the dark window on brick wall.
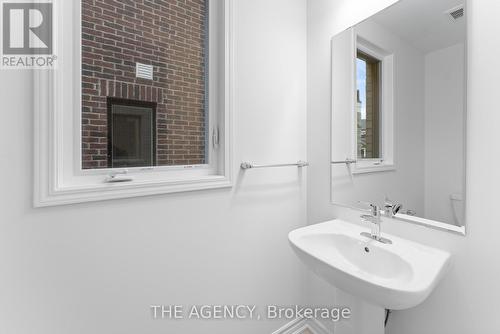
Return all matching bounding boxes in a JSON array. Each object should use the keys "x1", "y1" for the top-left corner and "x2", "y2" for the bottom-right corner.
[
  {"x1": 81, "y1": 0, "x2": 208, "y2": 169},
  {"x1": 108, "y1": 99, "x2": 156, "y2": 168}
]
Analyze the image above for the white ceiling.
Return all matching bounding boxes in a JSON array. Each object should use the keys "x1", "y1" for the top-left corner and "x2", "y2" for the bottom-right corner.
[{"x1": 371, "y1": 0, "x2": 466, "y2": 53}]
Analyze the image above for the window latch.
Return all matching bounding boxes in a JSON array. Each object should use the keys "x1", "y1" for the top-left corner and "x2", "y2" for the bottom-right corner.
[
  {"x1": 105, "y1": 170, "x2": 134, "y2": 183},
  {"x1": 212, "y1": 128, "x2": 220, "y2": 149}
]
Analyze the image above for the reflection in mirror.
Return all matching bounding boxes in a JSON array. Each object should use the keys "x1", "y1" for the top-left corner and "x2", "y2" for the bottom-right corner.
[
  {"x1": 357, "y1": 50, "x2": 381, "y2": 160},
  {"x1": 331, "y1": 0, "x2": 466, "y2": 231}
]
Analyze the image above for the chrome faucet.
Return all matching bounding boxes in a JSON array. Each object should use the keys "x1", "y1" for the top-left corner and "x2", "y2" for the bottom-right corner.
[
  {"x1": 360, "y1": 203, "x2": 392, "y2": 244},
  {"x1": 383, "y1": 197, "x2": 402, "y2": 218}
]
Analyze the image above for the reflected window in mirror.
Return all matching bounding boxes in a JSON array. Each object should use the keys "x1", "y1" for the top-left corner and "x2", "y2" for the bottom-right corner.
[
  {"x1": 356, "y1": 50, "x2": 381, "y2": 160},
  {"x1": 350, "y1": 38, "x2": 394, "y2": 173}
]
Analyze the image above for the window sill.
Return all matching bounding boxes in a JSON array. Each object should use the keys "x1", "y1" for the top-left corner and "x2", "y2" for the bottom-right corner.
[
  {"x1": 35, "y1": 174, "x2": 232, "y2": 207},
  {"x1": 351, "y1": 164, "x2": 396, "y2": 175}
]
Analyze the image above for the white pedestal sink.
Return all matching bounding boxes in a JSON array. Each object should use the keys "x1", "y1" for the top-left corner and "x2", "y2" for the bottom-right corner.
[{"x1": 289, "y1": 220, "x2": 452, "y2": 334}]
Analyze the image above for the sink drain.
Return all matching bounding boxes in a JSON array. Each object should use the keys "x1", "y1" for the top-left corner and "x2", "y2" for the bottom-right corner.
[{"x1": 364, "y1": 247, "x2": 370, "y2": 253}]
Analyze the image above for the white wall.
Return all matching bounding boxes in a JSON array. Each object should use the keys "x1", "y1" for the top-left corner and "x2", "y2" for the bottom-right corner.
[
  {"x1": 424, "y1": 43, "x2": 466, "y2": 226},
  {"x1": 331, "y1": 18, "x2": 426, "y2": 215},
  {"x1": 308, "y1": 0, "x2": 500, "y2": 332},
  {"x1": 0, "y1": 0, "x2": 308, "y2": 333}
]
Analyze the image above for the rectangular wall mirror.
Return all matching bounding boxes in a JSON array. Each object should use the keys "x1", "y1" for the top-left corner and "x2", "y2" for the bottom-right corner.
[{"x1": 331, "y1": 0, "x2": 467, "y2": 233}]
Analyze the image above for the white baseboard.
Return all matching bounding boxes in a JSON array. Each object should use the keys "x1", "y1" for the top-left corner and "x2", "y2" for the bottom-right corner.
[
  {"x1": 270, "y1": 318, "x2": 307, "y2": 334},
  {"x1": 271, "y1": 318, "x2": 331, "y2": 334},
  {"x1": 306, "y1": 318, "x2": 331, "y2": 334}
]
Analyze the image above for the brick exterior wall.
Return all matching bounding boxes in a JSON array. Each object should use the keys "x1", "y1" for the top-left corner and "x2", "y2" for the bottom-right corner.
[{"x1": 81, "y1": 0, "x2": 207, "y2": 169}]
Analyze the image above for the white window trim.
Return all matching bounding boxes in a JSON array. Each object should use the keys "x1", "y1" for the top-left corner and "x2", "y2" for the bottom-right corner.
[
  {"x1": 34, "y1": 0, "x2": 234, "y2": 207},
  {"x1": 351, "y1": 35, "x2": 394, "y2": 175}
]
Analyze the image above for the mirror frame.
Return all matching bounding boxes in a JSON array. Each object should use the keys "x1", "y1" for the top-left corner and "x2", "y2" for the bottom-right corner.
[{"x1": 329, "y1": 0, "x2": 467, "y2": 236}]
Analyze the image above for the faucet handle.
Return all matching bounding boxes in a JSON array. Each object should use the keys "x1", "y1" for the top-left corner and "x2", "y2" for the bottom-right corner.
[
  {"x1": 383, "y1": 196, "x2": 402, "y2": 217},
  {"x1": 357, "y1": 201, "x2": 381, "y2": 217}
]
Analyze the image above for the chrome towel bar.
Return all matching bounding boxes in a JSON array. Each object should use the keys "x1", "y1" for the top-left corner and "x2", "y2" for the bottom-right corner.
[
  {"x1": 240, "y1": 161, "x2": 309, "y2": 170},
  {"x1": 331, "y1": 159, "x2": 357, "y2": 165}
]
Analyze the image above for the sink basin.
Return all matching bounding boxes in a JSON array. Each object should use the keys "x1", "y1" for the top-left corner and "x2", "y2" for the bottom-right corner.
[{"x1": 289, "y1": 220, "x2": 452, "y2": 310}]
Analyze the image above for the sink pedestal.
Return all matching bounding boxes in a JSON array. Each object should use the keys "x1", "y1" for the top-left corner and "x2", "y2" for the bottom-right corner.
[{"x1": 333, "y1": 289, "x2": 386, "y2": 334}]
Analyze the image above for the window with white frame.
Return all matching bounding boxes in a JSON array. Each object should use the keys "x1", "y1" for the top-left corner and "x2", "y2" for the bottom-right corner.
[
  {"x1": 34, "y1": 0, "x2": 233, "y2": 206},
  {"x1": 353, "y1": 36, "x2": 394, "y2": 173}
]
